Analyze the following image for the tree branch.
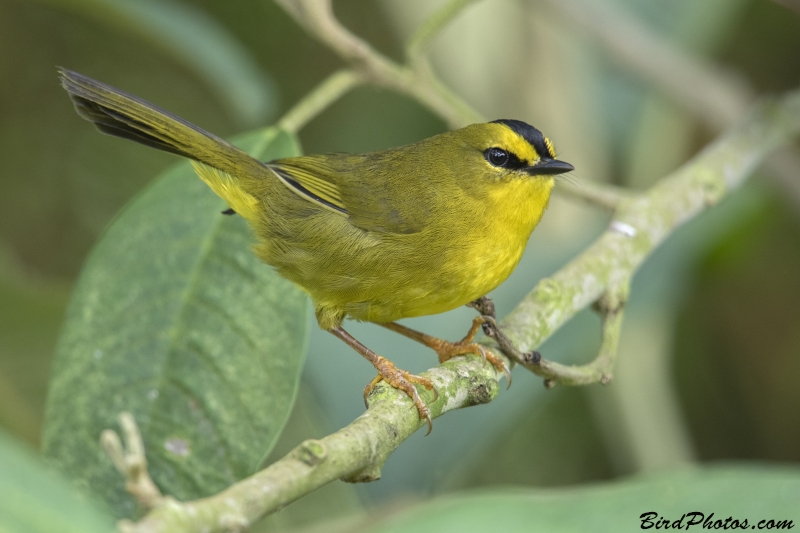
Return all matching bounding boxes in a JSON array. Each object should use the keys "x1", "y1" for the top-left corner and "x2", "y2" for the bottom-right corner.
[
  {"x1": 537, "y1": 285, "x2": 628, "y2": 388},
  {"x1": 555, "y1": 179, "x2": 633, "y2": 211},
  {"x1": 116, "y1": 356, "x2": 503, "y2": 533},
  {"x1": 276, "y1": 69, "x2": 363, "y2": 134},
  {"x1": 273, "y1": 0, "x2": 483, "y2": 128}
]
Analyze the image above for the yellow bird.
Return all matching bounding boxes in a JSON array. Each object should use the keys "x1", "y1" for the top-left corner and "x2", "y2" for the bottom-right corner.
[{"x1": 59, "y1": 69, "x2": 573, "y2": 433}]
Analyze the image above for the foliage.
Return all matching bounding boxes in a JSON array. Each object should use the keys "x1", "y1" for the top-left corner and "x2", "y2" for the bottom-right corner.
[
  {"x1": 0, "y1": 429, "x2": 115, "y2": 533},
  {"x1": 41, "y1": 129, "x2": 309, "y2": 517},
  {"x1": 363, "y1": 466, "x2": 800, "y2": 533}
]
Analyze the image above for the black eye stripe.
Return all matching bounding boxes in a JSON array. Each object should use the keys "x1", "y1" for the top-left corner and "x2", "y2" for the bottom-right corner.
[
  {"x1": 484, "y1": 147, "x2": 527, "y2": 170},
  {"x1": 504, "y1": 151, "x2": 527, "y2": 170}
]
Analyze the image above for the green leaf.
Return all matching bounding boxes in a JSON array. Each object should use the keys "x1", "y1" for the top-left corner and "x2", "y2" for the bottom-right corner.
[
  {"x1": 42, "y1": 128, "x2": 310, "y2": 518},
  {"x1": 364, "y1": 466, "x2": 800, "y2": 533},
  {"x1": 33, "y1": 0, "x2": 277, "y2": 125},
  {"x1": 0, "y1": 429, "x2": 115, "y2": 533}
]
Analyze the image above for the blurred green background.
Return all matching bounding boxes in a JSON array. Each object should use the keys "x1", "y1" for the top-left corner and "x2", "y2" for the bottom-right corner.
[{"x1": 1, "y1": 0, "x2": 799, "y2": 530}]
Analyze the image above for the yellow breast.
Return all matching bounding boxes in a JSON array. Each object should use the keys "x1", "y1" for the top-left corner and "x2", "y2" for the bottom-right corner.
[
  {"x1": 454, "y1": 175, "x2": 554, "y2": 302},
  {"x1": 344, "y1": 174, "x2": 555, "y2": 323}
]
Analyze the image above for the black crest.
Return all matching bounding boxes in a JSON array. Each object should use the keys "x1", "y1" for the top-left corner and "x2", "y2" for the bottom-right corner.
[{"x1": 491, "y1": 119, "x2": 554, "y2": 159}]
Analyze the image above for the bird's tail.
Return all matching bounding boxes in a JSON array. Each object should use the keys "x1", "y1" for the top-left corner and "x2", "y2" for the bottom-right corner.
[{"x1": 58, "y1": 68, "x2": 264, "y2": 221}]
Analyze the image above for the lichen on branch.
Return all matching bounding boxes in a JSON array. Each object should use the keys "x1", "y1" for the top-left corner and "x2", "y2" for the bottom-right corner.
[{"x1": 117, "y1": 357, "x2": 502, "y2": 533}]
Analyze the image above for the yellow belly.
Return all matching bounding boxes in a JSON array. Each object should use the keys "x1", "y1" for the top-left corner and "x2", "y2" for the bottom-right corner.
[{"x1": 343, "y1": 238, "x2": 525, "y2": 323}]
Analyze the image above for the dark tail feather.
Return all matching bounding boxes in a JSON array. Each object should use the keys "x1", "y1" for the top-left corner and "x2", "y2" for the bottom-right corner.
[{"x1": 58, "y1": 68, "x2": 266, "y2": 179}]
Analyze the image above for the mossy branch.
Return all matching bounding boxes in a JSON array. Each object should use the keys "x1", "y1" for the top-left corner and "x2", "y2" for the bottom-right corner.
[
  {"x1": 115, "y1": 357, "x2": 503, "y2": 533},
  {"x1": 537, "y1": 286, "x2": 627, "y2": 387}
]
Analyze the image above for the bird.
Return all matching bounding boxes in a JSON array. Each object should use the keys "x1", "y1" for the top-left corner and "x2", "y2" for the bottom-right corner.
[{"x1": 58, "y1": 68, "x2": 574, "y2": 433}]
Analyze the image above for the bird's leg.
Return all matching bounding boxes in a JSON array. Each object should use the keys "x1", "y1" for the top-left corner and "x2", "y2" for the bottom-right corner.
[
  {"x1": 328, "y1": 326, "x2": 438, "y2": 434},
  {"x1": 380, "y1": 318, "x2": 512, "y2": 387}
]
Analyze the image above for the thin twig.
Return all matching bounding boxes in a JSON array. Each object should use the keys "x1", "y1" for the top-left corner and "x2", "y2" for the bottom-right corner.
[
  {"x1": 274, "y1": 0, "x2": 483, "y2": 128},
  {"x1": 480, "y1": 284, "x2": 628, "y2": 387},
  {"x1": 100, "y1": 412, "x2": 163, "y2": 511},
  {"x1": 277, "y1": 69, "x2": 363, "y2": 134},
  {"x1": 536, "y1": 285, "x2": 627, "y2": 387},
  {"x1": 556, "y1": 179, "x2": 632, "y2": 211}
]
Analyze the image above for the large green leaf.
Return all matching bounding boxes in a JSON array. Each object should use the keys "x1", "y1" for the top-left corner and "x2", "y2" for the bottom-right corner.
[
  {"x1": 42, "y1": 128, "x2": 310, "y2": 518},
  {"x1": 365, "y1": 466, "x2": 800, "y2": 533},
  {"x1": 0, "y1": 429, "x2": 115, "y2": 533}
]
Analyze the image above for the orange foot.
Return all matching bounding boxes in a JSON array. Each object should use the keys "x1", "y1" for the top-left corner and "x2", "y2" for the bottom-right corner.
[
  {"x1": 364, "y1": 355, "x2": 438, "y2": 435},
  {"x1": 382, "y1": 317, "x2": 512, "y2": 388},
  {"x1": 329, "y1": 326, "x2": 440, "y2": 434}
]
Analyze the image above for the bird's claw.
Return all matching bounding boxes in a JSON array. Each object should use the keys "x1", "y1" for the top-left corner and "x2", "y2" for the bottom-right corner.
[
  {"x1": 432, "y1": 330, "x2": 512, "y2": 389},
  {"x1": 363, "y1": 357, "x2": 438, "y2": 434}
]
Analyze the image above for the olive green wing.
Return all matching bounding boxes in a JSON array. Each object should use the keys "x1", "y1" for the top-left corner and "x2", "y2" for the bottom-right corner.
[
  {"x1": 268, "y1": 157, "x2": 348, "y2": 215},
  {"x1": 269, "y1": 152, "x2": 430, "y2": 234}
]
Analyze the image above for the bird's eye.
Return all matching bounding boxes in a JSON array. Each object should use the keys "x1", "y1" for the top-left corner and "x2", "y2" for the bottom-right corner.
[{"x1": 485, "y1": 147, "x2": 509, "y2": 167}]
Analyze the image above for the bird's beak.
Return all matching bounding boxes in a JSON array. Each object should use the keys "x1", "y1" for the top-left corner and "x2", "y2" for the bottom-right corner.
[{"x1": 526, "y1": 158, "x2": 574, "y2": 176}]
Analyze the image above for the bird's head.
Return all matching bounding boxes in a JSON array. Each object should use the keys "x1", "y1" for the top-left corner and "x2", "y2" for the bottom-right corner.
[
  {"x1": 464, "y1": 119, "x2": 574, "y2": 181},
  {"x1": 445, "y1": 119, "x2": 573, "y2": 216}
]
